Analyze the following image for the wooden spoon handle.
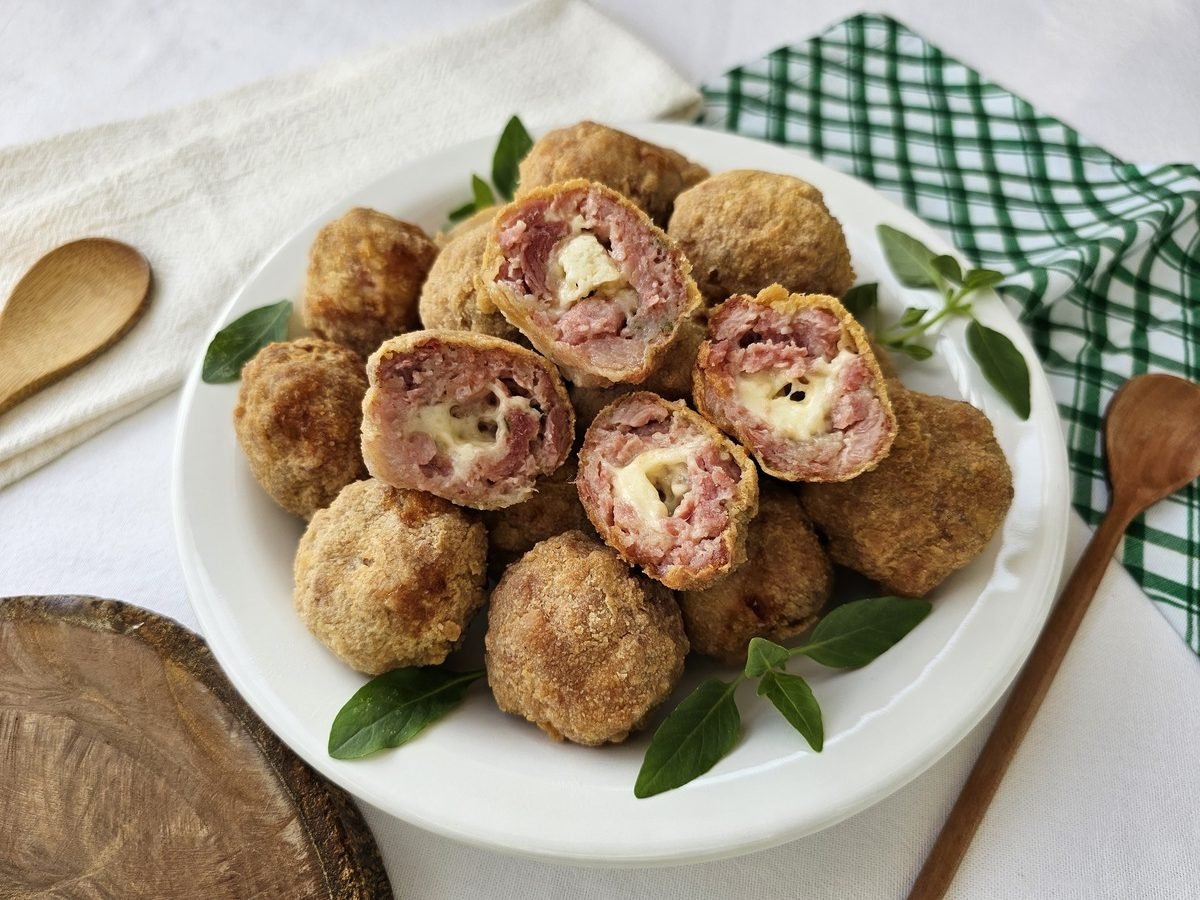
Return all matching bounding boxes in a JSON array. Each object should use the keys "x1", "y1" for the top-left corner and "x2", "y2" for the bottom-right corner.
[{"x1": 907, "y1": 504, "x2": 1135, "y2": 900}]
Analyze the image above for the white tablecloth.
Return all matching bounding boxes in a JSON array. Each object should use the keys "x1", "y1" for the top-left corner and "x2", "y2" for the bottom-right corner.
[{"x1": 2, "y1": 2, "x2": 1198, "y2": 897}]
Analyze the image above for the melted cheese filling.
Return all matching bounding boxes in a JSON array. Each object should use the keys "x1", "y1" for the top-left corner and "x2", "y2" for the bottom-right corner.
[
  {"x1": 610, "y1": 445, "x2": 694, "y2": 520},
  {"x1": 410, "y1": 390, "x2": 532, "y2": 475},
  {"x1": 548, "y1": 234, "x2": 627, "y2": 307},
  {"x1": 734, "y1": 350, "x2": 855, "y2": 440}
]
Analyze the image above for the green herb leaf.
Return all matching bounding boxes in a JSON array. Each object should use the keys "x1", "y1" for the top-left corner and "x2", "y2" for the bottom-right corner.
[
  {"x1": 841, "y1": 283, "x2": 878, "y2": 320},
  {"x1": 492, "y1": 115, "x2": 534, "y2": 200},
  {"x1": 471, "y1": 174, "x2": 495, "y2": 210},
  {"x1": 893, "y1": 342, "x2": 934, "y2": 361},
  {"x1": 202, "y1": 299, "x2": 292, "y2": 383},
  {"x1": 877, "y1": 225, "x2": 940, "y2": 288},
  {"x1": 757, "y1": 671, "x2": 823, "y2": 752},
  {"x1": 966, "y1": 321, "x2": 1032, "y2": 419},
  {"x1": 933, "y1": 255, "x2": 963, "y2": 284},
  {"x1": 898, "y1": 306, "x2": 927, "y2": 327},
  {"x1": 796, "y1": 597, "x2": 932, "y2": 669},
  {"x1": 745, "y1": 638, "x2": 791, "y2": 678},
  {"x1": 328, "y1": 668, "x2": 484, "y2": 759},
  {"x1": 447, "y1": 200, "x2": 477, "y2": 223},
  {"x1": 634, "y1": 678, "x2": 741, "y2": 799},
  {"x1": 961, "y1": 268, "x2": 1005, "y2": 291}
]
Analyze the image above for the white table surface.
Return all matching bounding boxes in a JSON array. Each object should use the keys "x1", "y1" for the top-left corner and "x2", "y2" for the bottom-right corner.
[{"x1": 2, "y1": 2, "x2": 1198, "y2": 898}]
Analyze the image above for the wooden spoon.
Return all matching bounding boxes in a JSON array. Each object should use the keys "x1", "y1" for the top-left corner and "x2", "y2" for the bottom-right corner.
[
  {"x1": 908, "y1": 373, "x2": 1200, "y2": 899},
  {"x1": 0, "y1": 238, "x2": 151, "y2": 416}
]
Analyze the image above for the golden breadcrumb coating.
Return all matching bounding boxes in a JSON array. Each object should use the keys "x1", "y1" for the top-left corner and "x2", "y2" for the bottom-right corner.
[
  {"x1": 517, "y1": 121, "x2": 708, "y2": 226},
  {"x1": 304, "y1": 207, "x2": 438, "y2": 358},
  {"x1": 485, "y1": 531, "x2": 687, "y2": 745},
  {"x1": 800, "y1": 387, "x2": 1013, "y2": 596},
  {"x1": 679, "y1": 483, "x2": 832, "y2": 664},
  {"x1": 234, "y1": 338, "x2": 368, "y2": 519},
  {"x1": 669, "y1": 169, "x2": 854, "y2": 305},
  {"x1": 482, "y1": 458, "x2": 593, "y2": 576},
  {"x1": 294, "y1": 479, "x2": 487, "y2": 674}
]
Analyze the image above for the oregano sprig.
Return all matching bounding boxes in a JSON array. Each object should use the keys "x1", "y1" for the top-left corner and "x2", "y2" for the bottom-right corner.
[
  {"x1": 447, "y1": 114, "x2": 533, "y2": 223},
  {"x1": 847, "y1": 225, "x2": 1030, "y2": 419},
  {"x1": 633, "y1": 596, "x2": 931, "y2": 799}
]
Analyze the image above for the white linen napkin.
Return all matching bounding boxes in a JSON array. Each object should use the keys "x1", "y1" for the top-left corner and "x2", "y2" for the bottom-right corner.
[{"x1": 0, "y1": 0, "x2": 700, "y2": 488}]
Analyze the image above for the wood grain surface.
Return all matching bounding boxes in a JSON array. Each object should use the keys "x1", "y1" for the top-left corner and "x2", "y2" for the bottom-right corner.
[{"x1": 0, "y1": 595, "x2": 391, "y2": 899}]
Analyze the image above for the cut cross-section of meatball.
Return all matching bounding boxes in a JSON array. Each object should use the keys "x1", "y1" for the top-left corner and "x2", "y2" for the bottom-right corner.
[
  {"x1": 694, "y1": 285, "x2": 897, "y2": 482},
  {"x1": 577, "y1": 392, "x2": 758, "y2": 590},
  {"x1": 361, "y1": 330, "x2": 574, "y2": 510},
  {"x1": 479, "y1": 179, "x2": 702, "y2": 387}
]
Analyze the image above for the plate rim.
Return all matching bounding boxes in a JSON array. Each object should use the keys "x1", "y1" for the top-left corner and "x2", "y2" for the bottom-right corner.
[{"x1": 172, "y1": 121, "x2": 1070, "y2": 866}]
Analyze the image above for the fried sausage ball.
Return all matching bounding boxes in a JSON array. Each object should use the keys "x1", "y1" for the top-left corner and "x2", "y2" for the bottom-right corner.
[
  {"x1": 517, "y1": 121, "x2": 709, "y2": 227},
  {"x1": 485, "y1": 531, "x2": 687, "y2": 745},
  {"x1": 294, "y1": 479, "x2": 487, "y2": 674},
  {"x1": 679, "y1": 483, "x2": 833, "y2": 664},
  {"x1": 668, "y1": 170, "x2": 855, "y2": 305},
  {"x1": 419, "y1": 210, "x2": 523, "y2": 342},
  {"x1": 800, "y1": 387, "x2": 1013, "y2": 597},
  {"x1": 482, "y1": 458, "x2": 593, "y2": 576},
  {"x1": 234, "y1": 338, "x2": 367, "y2": 519},
  {"x1": 303, "y1": 207, "x2": 439, "y2": 358}
]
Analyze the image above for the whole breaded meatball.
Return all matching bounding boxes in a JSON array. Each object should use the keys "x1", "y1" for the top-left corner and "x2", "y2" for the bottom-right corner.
[
  {"x1": 304, "y1": 207, "x2": 439, "y2": 358},
  {"x1": 294, "y1": 479, "x2": 487, "y2": 674},
  {"x1": 485, "y1": 531, "x2": 688, "y2": 745},
  {"x1": 517, "y1": 121, "x2": 709, "y2": 227},
  {"x1": 800, "y1": 388, "x2": 1013, "y2": 597},
  {"x1": 419, "y1": 212, "x2": 522, "y2": 342},
  {"x1": 234, "y1": 338, "x2": 367, "y2": 519},
  {"x1": 669, "y1": 170, "x2": 855, "y2": 304},
  {"x1": 679, "y1": 483, "x2": 833, "y2": 664},
  {"x1": 482, "y1": 458, "x2": 593, "y2": 576}
]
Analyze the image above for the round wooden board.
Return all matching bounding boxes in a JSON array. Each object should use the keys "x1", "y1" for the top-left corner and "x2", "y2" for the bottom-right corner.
[{"x1": 0, "y1": 595, "x2": 392, "y2": 899}]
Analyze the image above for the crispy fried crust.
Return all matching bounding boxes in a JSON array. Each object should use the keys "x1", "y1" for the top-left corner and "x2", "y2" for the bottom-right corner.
[
  {"x1": 668, "y1": 169, "x2": 854, "y2": 305},
  {"x1": 577, "y1": 392, "x2": 759, "y2": 590},
  {"x1": 484, "y1": 530, "x2": 688, "y2": 746},
  {"x1": 693, "y1": 285, "x2": 897, "y2": 482},
  {"x1": 517, "y1": 121, "x2": 709, "y2": 226},
  {"x1": 800, "y1": 387, "x2": 1013, "y2": 596},
  {"x1": 234, "y1": 338, "x2": 368, "y2": 519},
  {"x1": 303, "y1": 207, "x2": 438, "y2": 359},
  {"x1": 293, "y1": 479, "x2": 487, "y2": 674},
  {"x1": 679, "y1": 482, "x2": 833, "y2": 664},
  {"x1": 419, "y1": 211, "x2": 523, "y2": 342},
  {"x1": 482, "y1": 457, "x2": 593, "y2": 576},
  {"x1": 360, "y1": 330, "x2": 575, "y2": 510},
  {"x1": 477, "y1": 179, "x2": 703, "y2": 387}
]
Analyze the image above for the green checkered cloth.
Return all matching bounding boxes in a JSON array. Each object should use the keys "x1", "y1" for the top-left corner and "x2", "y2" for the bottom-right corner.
[{"x1": 701, "y1": 14, "x2": 1200, "y2": 654}]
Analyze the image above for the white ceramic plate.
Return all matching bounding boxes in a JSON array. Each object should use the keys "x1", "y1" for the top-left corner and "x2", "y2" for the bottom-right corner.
[{"x1": 173, "y1": 123, "x2": 1069, "y2": 866}]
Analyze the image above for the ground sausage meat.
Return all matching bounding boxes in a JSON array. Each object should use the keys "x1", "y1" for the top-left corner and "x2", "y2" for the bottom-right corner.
[
  {"x1": 361, "y1": 330, "x2": 574, "y2": 510},
  {"x1": 577, "y1": 392, "x2": 758, "y2": 590}
]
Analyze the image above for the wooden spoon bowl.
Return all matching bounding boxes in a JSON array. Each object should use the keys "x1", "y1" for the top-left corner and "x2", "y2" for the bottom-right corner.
[{"x1": 0, "y1": 238, "x2": 151, "y2": 416}]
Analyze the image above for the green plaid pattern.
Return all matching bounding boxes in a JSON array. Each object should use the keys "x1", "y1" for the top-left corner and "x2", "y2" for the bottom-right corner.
[{"x1": 701, "y1": 14, "x2": 1200, "y2": 654}]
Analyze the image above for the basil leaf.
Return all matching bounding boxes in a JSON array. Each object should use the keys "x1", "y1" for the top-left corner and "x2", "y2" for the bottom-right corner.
[
  {"x1": 328, "y1": 668, "x2": 484, "y2": 759},
  {"x1": 492, "y1": 115, "x2": 534, "y2": 200},
  {"x1": 933, "y1": 255, "x2": 963, "y2": 284},
  {"x1": 898, "y1": 306, "x2": 927, "y2": 327},
  {"x1": 877, "y1": 225, "x2": 940, "y2": 288},
  {"x1": 447, "y1": 200, "x2": 477, "y2": 223},
  {"x1": 893, "y1": 342, "x2": 933, "y2": 361},
  {"x1": 841, "y1": 282, "x2": 878, "y2": 320},
  {"x1": 797, "y1": 597, "x2": 932, "y2": 669},
  {"x1": 961, "y1": 268, "x2": 1005, "y2": 291},
  {"x1": 472, "y1": 174, "x2": 495, "y2": 210},
  {"x1": 966, "y1": 321, "x2": 1032, "y2": 419},
  {"x1": 757, "y1": 671, "x2": 823, "y2": 752},
  {"x1": 202, "y1": 299, "x2": 292, "y2": 383},
  {"x1": 634, "y1": 678, "x2": 741, "y2": 799},
  {"x1": 744, "y1": 637, "x2": 790, "y2": 678}
]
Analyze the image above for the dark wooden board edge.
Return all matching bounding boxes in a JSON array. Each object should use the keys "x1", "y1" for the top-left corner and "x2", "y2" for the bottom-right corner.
[{"x1": 0, "y1": 595, "x2": 393, "y2": 900}]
